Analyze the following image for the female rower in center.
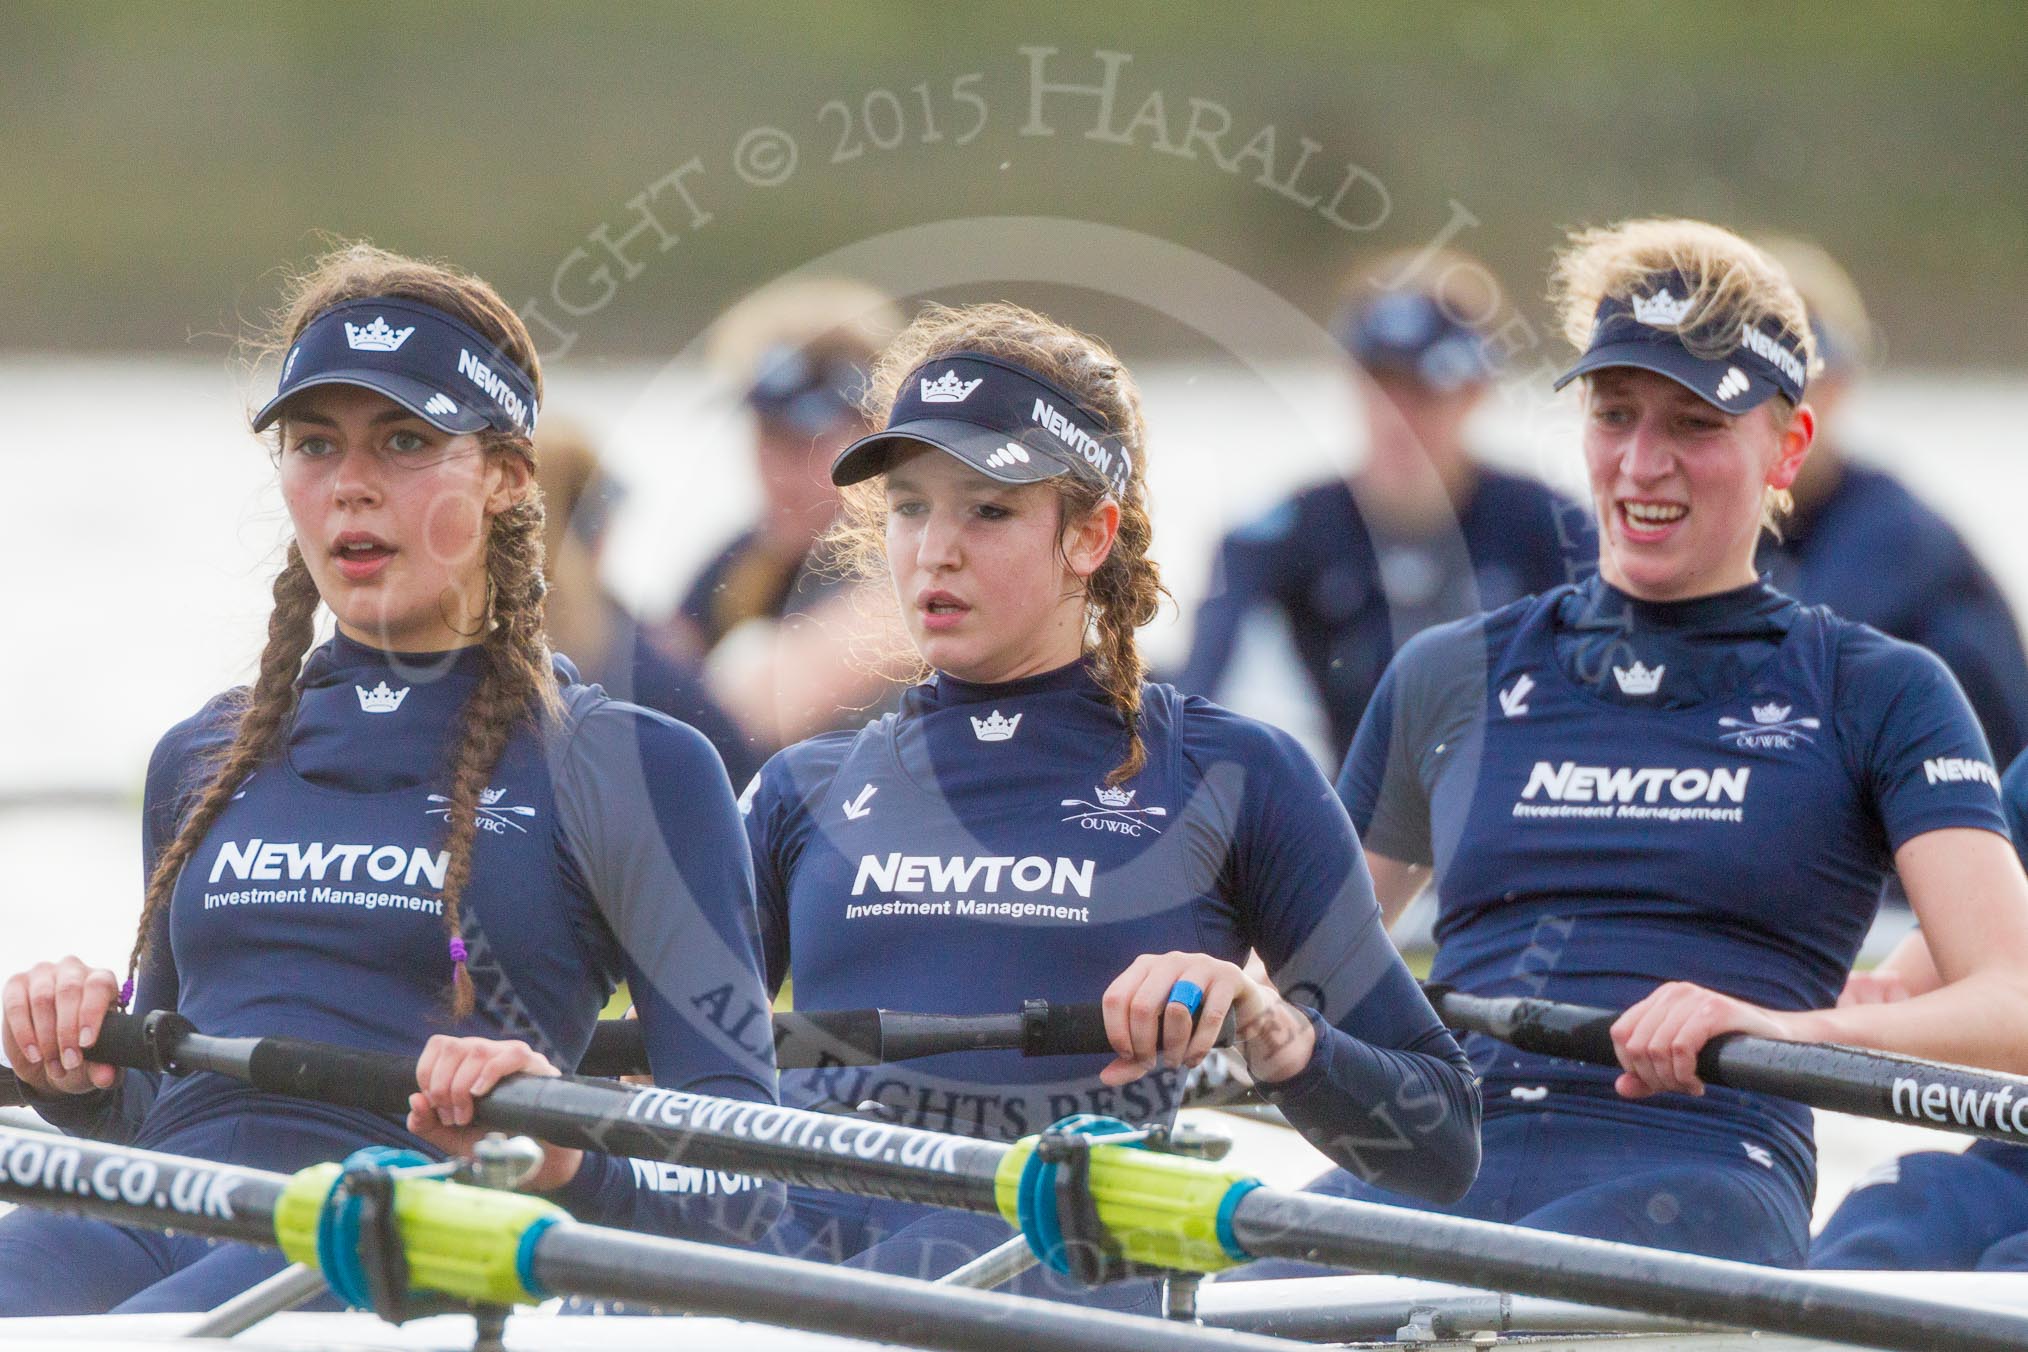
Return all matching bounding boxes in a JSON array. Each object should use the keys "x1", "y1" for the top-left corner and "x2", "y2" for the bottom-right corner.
[
  {"x1": 742, "y1": 301, "x2": 1481, "y2": 1304},
  {"x1": 1255, "y1": 218, "x2": 2028, "y2": 1270},
  {"x1": 0, "y1": 244, "x2": 778, "y2": 1314}
]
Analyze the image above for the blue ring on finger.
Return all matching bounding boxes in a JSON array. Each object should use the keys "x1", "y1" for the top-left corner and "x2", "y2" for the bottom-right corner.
[{"x1": 1167, "y1": 980, "x2": 1206, "y2": 1018}]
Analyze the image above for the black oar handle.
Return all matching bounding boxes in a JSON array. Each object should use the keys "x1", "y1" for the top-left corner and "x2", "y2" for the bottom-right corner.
[
  {"x1": 56, "y1": 1010, "x2": 422, "y2": 1115},
  {"x1": 3, "y1": 1005, "x2": 158, "y2": 1105},
  {"x1": 0, "y1": 1007, "x2": 180, "y2": 1106},
  {"x1": 1430, "y1": 986, "x2": 2028, "y2": 1146},
  {"x1": 251, "y1": 1034, "x2": 419, "y2": 1113},
  {"x1": 1427, "y1": 986, "x2": 1622, "y2": 1066},
  {"x1": 68, "y1": 1002, "x2": 1238, "y2": 1091},
  {"x1": 580, "y1": 1001, "x2": 1237, "y2": 1078},
  {"x1": 578, "y1": 1009, "x2": 888, "y2": 1076},
  {"x1": 1019, "y1": 1000, "x2": 1238, "y2": 1059}
]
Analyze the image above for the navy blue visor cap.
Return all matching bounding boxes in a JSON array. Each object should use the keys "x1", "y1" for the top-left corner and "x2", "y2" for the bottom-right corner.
[
  {"x1": 831, "y1": 352, "x2": 1133, "y2": 500},
  {"x1": 1553, "y1": 272, "x2": 1809, "y2": 412},
  {"x1": 254, "y1": 297, "x2": 539, "y2": 438},
  {"x1": 1332, "y1": 289, "x2": 1494, "y2": 392},
  {"x1": 746, "y1": 342, "x2": 868, "y2": 436}
]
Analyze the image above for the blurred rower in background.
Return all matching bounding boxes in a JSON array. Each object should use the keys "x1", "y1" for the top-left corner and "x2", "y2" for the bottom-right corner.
[
  {"x1": 537, "y1": 421, "x2": 760, "y2": 787},
  {"x1": 1756, "y1": 237, "x2": 2028, "y2": 765},
  {"x1": 1178, "y1": 249, "x2": 1592, "y2": 765},
  {"x1": 667, "y1": 277, "x2": 912, "y2": 753}
]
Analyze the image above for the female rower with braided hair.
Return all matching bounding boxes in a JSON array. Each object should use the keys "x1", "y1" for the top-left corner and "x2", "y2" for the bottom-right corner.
[
  {"x1": 0, "y1": 243, "x2": 778, "y2": 1314},
  {"x1": 745, "y1": 301, "x2": 1479, "y2": 1304}
]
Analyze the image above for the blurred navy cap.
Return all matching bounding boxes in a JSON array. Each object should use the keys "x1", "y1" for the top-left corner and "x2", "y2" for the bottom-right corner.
[
  {"x1": 746, "y1": 342, "x2": 867, "y2": 436},
  {"x1": 1808, "y1": 315, "x2": 1851, "y2": 376},
  {"x1": 1331, "y1": 290, "x2": 1494, "y2": 392}
]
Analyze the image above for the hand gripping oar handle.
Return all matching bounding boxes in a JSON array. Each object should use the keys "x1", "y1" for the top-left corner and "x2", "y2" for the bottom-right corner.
[
  {"x1": 2, "y1": 999, "x2": 1240, "y2": 1104},
  {"x1": 0, "y1": 1010, "x2": 168, "y2": 1106},
  {"x1": 1428, "y1": 985, "x2": 2028, "y2": 1146},
  {"x1": 1021, "y1": 1000, "x2": 1236, "y2": 1059},
  {"x1": 578, "y1": 1001, "x2": 1237, "y2": 1078}
]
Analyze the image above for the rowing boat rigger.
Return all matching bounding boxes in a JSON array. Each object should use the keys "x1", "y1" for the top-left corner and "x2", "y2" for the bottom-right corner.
[{"x1": 5, "y1": 1010, "x2": 2028, "y2": 1352}]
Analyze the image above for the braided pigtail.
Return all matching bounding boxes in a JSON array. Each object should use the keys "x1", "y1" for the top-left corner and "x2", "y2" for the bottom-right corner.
[
  {"x1": 126, "y1": 545, "x2": 321, "y2": 999},
  {"x1": 1082, "y1": 482, "x2": 1164, "y2": 786},
  {"x1": 431, "y1": 488, "x2": 556, "y2": 1016}
]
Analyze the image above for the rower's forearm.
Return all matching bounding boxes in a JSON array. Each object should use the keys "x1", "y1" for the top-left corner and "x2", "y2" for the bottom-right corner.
[
  {"x1": 23, "y1": 1067, "x2": 153, "y2": 1144},
  {"x1": 1796, "y1": 974, "x2": 2028, "y2": 1074},
  {"x1": 1263, "y1": 1009, "x2": 1482, "y2": 1204}
]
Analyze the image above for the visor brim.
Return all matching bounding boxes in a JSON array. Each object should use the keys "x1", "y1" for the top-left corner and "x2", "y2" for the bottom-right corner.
[
  {"x1": 1552, "y1": 341, "x2": 1783, "y2": 412},
  {"x1": 831, "y1": 418, "x2": 1075, "y2": 488},
  {"x1": 252, "y1": 370, "x2": 493, "y2": 435}
]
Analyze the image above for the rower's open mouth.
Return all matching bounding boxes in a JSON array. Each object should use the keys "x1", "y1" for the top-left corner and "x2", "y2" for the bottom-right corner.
[{"x1": 1618, "y1": 499, "x2": 1687, "y2": 541}]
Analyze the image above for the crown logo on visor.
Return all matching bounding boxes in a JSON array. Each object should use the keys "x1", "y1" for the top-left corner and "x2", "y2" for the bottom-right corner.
[
  {"x1": 356, "y1": 681, "x2": 410, "y2": 714},
  {"x1": 345, "y1": 316, "x2": 416, "y2": 352},
  {"x1": 970, "y1": 709, "x2": 1021, "y2": 742},
  {"x1": 920, "y1": 369, "x2": 984, "y2": 403},
  {"x1": 1631, "y1": 289, "x2": 1693, "y2": 329},
  {"x1": 1611, "y1": 661, "x2": 1665, "y2": 697},
  {"x1": 1096, "y1": 784, "x2": 1136, "y2": 808}
]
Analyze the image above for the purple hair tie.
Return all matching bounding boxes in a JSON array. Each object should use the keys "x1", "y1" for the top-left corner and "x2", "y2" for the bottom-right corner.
[
  {"x1": 448, "y1": 938, "x2": 469, "y2": 966},
  {"x1": 118, "y1": 977, "x2": 135, "y2": 1009}
]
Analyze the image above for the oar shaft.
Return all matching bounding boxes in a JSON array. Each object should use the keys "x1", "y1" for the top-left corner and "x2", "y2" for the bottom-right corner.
[
  {"x1": 581, "y1": 1009, "x2": 1023, "y2": 1076},
  {"x1": 64, "y1": 1014, "x2": 2028, "y2": 1352},
  {"x1": 1433, "y1": 987, "x2": 2028, "y2": 1146},
  {"x1": 112, "y1": 1016, "x2": 1011, "y2": 1210},
  {"x1": 1224, "y1": 1187, "x2": 2028, "y2": 1352},
  {"x1": 496, "y1": 1077, "x2": 1008, "y2": 1210},
  {"x1": 0, "y1": 1126, "x2": 1283, "y2": 1352},
  {"x1": 531, "y1": 1226, "x2": 1286, "y2": 1352},
  {"x1": 0, "y1": 1128, "x2": 286, "y2": 1245}
]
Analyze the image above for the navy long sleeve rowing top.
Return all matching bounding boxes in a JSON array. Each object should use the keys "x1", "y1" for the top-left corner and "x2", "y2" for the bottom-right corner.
[
  {"x1": 33, "y1": 634, "x2": 781, "y2": 1242},
  {"x1": 743, "y1": 660, "x2": 1481, "y2": 1203}
]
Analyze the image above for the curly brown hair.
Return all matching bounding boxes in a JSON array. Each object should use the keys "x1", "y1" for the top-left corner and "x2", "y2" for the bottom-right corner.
[
  {"x1": 825, "y1": 302, "x2": 1168, "y2": 785},
  {"x1": 128, "y1": 242, "x2": 556, "y2": 1018}
]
